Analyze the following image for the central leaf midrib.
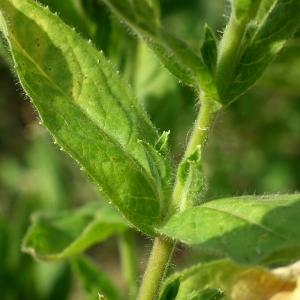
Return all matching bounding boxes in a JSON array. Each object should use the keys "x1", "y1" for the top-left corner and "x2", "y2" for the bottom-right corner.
[{"x1": 9, "y1": 28, "x2": 161, "y2": 205}]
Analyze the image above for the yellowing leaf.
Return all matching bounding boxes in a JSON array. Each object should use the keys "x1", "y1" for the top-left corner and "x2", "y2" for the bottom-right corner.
[{"x1": 161, "y1": 259, "x2": 295, "y2": 300}]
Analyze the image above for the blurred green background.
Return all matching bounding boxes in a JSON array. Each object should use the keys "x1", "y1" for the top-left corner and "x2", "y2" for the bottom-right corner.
[{"x1": 1, "y1": 0, "x2": 300, "y2": 299}]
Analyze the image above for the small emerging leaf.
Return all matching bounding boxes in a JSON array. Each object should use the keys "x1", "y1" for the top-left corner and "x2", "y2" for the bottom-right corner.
[
  {"x1": 22, "y1": 202, "x2": 127, "y2": 261},
  {"x1": 201, "y1": 24, "x2": 218, "y2": 75},
  {"x1": 155, "y1": 131, "x2": 170, "y2": 154},
  {"x1": 158, "y1": 277, "x2": 180, "y2": 300},
  {"x1": 173, "y1": 147, "x2": 206, "y2": 211},
  {"x1": 159, "y1": 194, "x2": 300, "y2": 264}
]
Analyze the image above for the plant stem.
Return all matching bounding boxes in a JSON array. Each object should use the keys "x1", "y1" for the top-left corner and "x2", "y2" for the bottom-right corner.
[
  {"x1": 119, "y1": 231, "x2": 138, "y2": 300},
  {"x1": 137, "y1": 93, "x2": 219, "y2": 300},
  {"x1": 172, "y1": 93, "x2": 220, "y2": 212},
  {"x1": 137, "y1": 237, "x2": 175, "y2": 300},
  {"x1": 216, "y1": 16, "x2": 248, "y2": 97},
  {"x1": 184, "y1": 94, "x2": 219, "y2": 158}
]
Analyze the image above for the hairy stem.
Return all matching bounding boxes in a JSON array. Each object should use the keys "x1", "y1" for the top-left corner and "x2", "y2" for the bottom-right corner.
[
  {"x1": 172, "y1": 93, "x2": 220, "y2": 212},
  {"x1": 119, "y1": 231, "x2": 138, "y2": 300},
  {"x1": 137, "y1": 93, "x2": 219, "y2": 300},
  {"x1": 137, "y1": 237, "x2": 175, "y2": 300},
  {"x1": 185, "y1": 94, "x2": 219, "y2": 158}
]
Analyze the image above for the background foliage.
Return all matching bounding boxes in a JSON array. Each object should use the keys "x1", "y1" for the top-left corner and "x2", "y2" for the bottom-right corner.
[{"x1": 1, "y1": 0, "x2": 300, "y2": 299}]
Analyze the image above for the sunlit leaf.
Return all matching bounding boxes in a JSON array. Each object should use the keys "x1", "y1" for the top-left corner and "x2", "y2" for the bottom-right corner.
[
  {"x1": 0, "y1": 0, "x2": 171, "y2": 234},
  {"x1": 159, "y1": 194, "x2": 300, "y2": 264}
]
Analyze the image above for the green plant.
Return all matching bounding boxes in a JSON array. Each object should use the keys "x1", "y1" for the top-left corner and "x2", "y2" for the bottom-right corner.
[{"x1": 1, "y1": 0, "x2": 300, "y2": 299}]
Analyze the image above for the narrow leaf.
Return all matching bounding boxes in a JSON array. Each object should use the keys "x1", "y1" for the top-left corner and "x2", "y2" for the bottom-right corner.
[
  {"x1": 22, "y1": 203, "x2": 127, "y2": 261},
  {"x1": 173, "y1": 148, "x2": 206, "y2": 211},
  {"x1": 161, "y1": 259, "x2": 295, "y2": 300},
  {"x1": 255, "y1": 0, "x2": 276, "y2": 23},
  {"x1": 158, "y1": 277, "x2": 180, "y2": 300},
  {"x1": 102, "y1": 0, "x2": 218, "y2": 98},
  {"x1": 159, "y1": 194, "x2": 300, "y2": 264},
  {"x1": 0, "y1": 0, "x2": 171, "y2": 234},
  {"x1": 201, "y1": 25, "x2": 218, "y2": 75},
  {"x1": 227, "y1": 0, "x2": 300, "y2": 101},
  {"x1": 72, "y1": 256, "x2": 122, "y2": 300}
]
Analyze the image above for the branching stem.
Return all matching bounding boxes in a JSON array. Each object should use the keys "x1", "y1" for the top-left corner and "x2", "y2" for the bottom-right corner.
[{"x1": 137, "y1": 93, "x2": 220, "y2": 300}]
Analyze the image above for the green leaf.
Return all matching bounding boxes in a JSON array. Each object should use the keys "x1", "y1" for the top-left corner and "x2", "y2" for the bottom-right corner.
[
  {"x1": 22, "y1": 202, "x2": 127, "y2": 261},
  {"x1": 102, "y1": 0, "x2": 218, "y2": 99},
  {"x1": 161, "y1": 259, "x2": 295, "y2": 300},
  {"x1": 72, "y1": 256, "x2": 122, "y2": 300},
  {"x1": 255, "y1": 0, "x2": 276, "y2": 22},
  {"x1": 0, "y1": 35, "x2": 12, "y2": 65},
  {"x1": 231, "y1": 0, "x2": 261, "y2": 20},
  {"x1": 173, "y1": 148, "x2": 206, "y2": 211},
  {"x1": 201, "y1": 25, "x2": 218, "y2": 75},
  {"x1": 37, "y1": 0, "x2": 93, "y2": 38},
  {"x1": 159, "y1": 194, "x2": 300, "y2": 264},
  {"x1": 0, "y1": 0, "x2": 171, "y2": 234},
  {"x1": 226, "y1": 0, "x2": 300, "y2": 101},
  {"x1": 158, "y1": 277, "x2": 180, "y2": 300},
  {"x1": 133, "y1": 42, "x2": 188, "y2": 153},
  {"x1": 188, "y1": 289, "x2": 224, "y2": 300},
  {"x1": 38, "y1": 0, "x2": 122, "y2": 59}
]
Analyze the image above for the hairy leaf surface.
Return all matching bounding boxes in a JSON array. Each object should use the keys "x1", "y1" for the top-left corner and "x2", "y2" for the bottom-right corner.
[
  {"x1": 0, "y1": 0, "x2": 171, "y2": 234},
  {"x1": 38, "y1": 0, "x2": 92, "y2": 37},
  {"x1": 159, "y1": 194, "x2": 300, "y2": 264},
  {"x1": 0, "y1": 35, "x2": 12, "y2": 65},
  {"x1": 161, "y1": 259, "x2": 295, "y2": 300},
  {"x1": 226, "y1": 0, "x2": 300, "y2": 101},
  {"x1": 102, "y1": 0, "x2": 217, "y2": 98},
  {"x1": 22, "y1": 203, "x2": 127, "y2": 261},
  {"x1": 173, "y1": 148, "x2": 206, "y2": 211},
  {"x1": 201, "y1": 25, "x2": 218, "y2": 75}
]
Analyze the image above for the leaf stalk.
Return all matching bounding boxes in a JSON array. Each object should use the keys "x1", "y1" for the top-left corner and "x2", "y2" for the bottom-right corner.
[{"x1": 137, "y1": 93, "x2": 220, "y2": 300}]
